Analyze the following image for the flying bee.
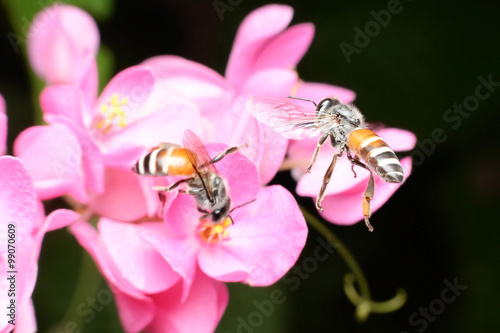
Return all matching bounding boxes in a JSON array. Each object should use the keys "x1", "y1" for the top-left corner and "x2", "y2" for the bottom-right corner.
[
  {"x1": 247, "y1": 96, "x2": 405, "y2": 232},
  {"x1": 133, "y1": 129, "x2": 252, "y2": 224}
]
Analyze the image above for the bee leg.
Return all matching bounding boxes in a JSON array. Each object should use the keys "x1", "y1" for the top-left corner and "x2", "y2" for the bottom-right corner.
[
  {"x1": 315, "y1": 150, "x2": 344, "y2": 212},
  {"x1": 345, "y1": 156, "x2": 375, "y2": 232},
  {"x1": 207, "y1": 143, "x2": 249, "y2": 165},
  {"x1": 197, "y1": 207, "x2": 210, "y2": 221},
  {"x1": 158, "y1": 191, "x2": 167, "y2": 217},
  {"x1": 153, "y1": 177, "x2": 194, "y2": 192},
  {"x1": 307, "y1": 133, "x2": 329, "y2": 173},
  {"x1": 345, "y1": 148, "x2": 362, "y2": 178},
  {"x1": 362, "y1": 172, "x2": 375, "y2": 232}
]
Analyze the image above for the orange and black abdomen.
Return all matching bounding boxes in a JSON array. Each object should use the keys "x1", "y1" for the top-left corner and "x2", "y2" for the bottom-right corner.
[
  {"x1": 133, "y1": 147, "x2": 195, "y2": 177},
  {"x1": 347, "y1": 129, "x2": 404, "y2": 183}
]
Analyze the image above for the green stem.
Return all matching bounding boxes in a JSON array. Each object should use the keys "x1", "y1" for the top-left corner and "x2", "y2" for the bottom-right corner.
[{"x1": 300, "y1": 205, "x2": 407, "y2": 322}]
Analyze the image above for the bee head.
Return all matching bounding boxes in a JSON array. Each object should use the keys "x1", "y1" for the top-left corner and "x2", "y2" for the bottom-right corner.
[
  {"x1": 316, "y1": 98, "x2": 340, "y2": 112},
  {"x1": 210, "y1": 200, "x2": 231, "y2": 224}
]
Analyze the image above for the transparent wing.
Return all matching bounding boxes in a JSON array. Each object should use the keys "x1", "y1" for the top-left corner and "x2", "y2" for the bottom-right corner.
[
  {"x1": 183, "y1": 129, "x2": 216, "y2": 201},
  {"x1": 246, "y1": 96, "x2": 334, "y2": 140}
]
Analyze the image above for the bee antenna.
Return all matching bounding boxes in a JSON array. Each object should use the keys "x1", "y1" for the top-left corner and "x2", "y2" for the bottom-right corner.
[
  {"x1": 286, "y1": 96, "x2": 317, "y2": 107},
  {"x1": 229, "y1": 199, "x2": 256, "y2": 213},
  {"x1": 229, "y1": 215, "x2": 234, "y2": 225}
]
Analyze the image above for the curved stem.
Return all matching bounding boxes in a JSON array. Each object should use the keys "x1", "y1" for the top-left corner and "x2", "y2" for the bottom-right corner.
[{"x1": 300, "y1": 206, "x2": 407, "y2": 322}]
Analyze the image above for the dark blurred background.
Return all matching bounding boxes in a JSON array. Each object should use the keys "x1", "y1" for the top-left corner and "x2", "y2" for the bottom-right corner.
[{"x1": 1, "y1": 0, "x2": 499, "y2": 332}]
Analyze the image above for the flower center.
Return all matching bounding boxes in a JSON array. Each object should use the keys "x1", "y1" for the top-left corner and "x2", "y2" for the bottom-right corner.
[
  {"x1": 95, "y1": 93, "x2": 129, "y2": 133},
  {"x1": 198, "y1": 218, "x2": 232, "y2": 244}
]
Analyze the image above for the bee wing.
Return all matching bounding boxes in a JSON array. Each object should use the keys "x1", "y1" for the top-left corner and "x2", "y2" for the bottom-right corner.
[
  {"x1": 247, "y1": 96, "x2": 332, "y2": 140},
  {"x1": 183, "y1": 129, "x2": 216, "y2": 201}
]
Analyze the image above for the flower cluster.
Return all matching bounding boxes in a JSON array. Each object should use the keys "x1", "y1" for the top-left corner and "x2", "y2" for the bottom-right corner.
[{"x1": 1, "y1": 3, "x2": 415, "y2": 333}]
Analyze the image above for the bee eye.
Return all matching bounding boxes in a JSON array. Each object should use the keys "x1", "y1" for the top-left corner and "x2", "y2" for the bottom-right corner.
[
  {"x1": 318, "y1": 99, "x2": 331, "y2": 110},
  {"x1": 211, "y1": 209, "x2": 222, "y2": 221}
]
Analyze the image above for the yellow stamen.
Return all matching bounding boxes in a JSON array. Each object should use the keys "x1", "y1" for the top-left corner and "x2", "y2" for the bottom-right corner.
[
  {"x1": 95, "y1": 93, "x2": 129, "y2": 133},
  {"x1": 198, "y1": 218, "x2": 232, "y2": 244}
]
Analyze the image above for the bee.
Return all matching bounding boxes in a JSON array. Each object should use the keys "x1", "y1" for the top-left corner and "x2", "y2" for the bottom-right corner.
[
  {"x1": 133, "y1": 129, "x2": 250, "y2": 224},
  {"x1": 247, "y1": 96, "x2": 404, "y2": 232}
]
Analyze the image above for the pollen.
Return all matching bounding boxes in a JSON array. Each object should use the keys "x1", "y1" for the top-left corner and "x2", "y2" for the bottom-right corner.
[
  {"x1": 198, "y1": 218, "x2": 232, "y2": 244},
  {"x1": 95, "y1": 93, "x2": 129, "y2": 133}
]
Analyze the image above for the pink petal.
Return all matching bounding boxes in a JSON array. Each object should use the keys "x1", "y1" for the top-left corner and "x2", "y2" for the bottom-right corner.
[
  {"x1": 101, "y1": 104, "x2": 201, "y2": 158},
  {"x1": 99, "y1": 218, "x2": 180, "y2": 294},
  {"x1": 40, "y1": 84, "x2": 86, "y2": 127},
  {"x1": 95, "y1": 66, "x2": 155, "y2": 123},
  {"x1": 257, "y1": 124, "x2": 289, "y2": 184},
  {"x1": 243, "y1": 68, "x2": 298, "y2": 97},
  {"x1": 216, "y1": 97, "x2": 264, "y2": 164},
  {"x1": 14, "y1": 124, "x2": 87, "y2": 202},
  {"x1": 27, "y1": 4, "x2": 99, "y2": 85},
  {"x1": 111, "y1": 285, "x2": 155, "y2": 333},
  {"x1": 45, "y1": 209, "x2": 80, "y2": 232},
  {"x1": 78, "y1": 58, "x2": 99, "y2": 110},
  {"x1": 138, "y1": 220, "x2": 199, "y2": 301},
  {"x1": 376, "y1": 128, "x2": 417, "y2": 152},
  {"x1": 13, "y1": 298, "x2": 37, "y2": 333},
  {"x1": 0, "y1": 94, "x2": 6, "y2": 155},
  {"x1": 69, "y1": 221, "x2": 154, "y2": 300},
  {"x1": 293, "y1": 81, "x2": 356, "y2": 107},
  {"x1": 146, "y1": 270, "x2": 228, "y2": 333},
  {"x1": 226, "y1": 4, "x2": 294, "y2": 88},
  {"x1": 88, "y1": 167, "x2": 149, "y2": 222},
  {"x1": 161, "y1": 194, "x2": 199, "y2": 237},
  {"x1": 0, "y1": 156, "x2": 37, "y2": 248},
  {"x1": 216, "y1": 97, "x2": 288, "y2": 184},
  {"x1": 206, "y1": 143, "x2": 260, "y2": 208},
  {"x1": 198, "y1": 185, "x2": 307, "y2": 286},
  {"x1": 143, "y1": 55, "x2": 233, "y2": 119},
  {"x1": 103, "y1": 144, "x2": 145, "y2": 169},
  {"x1": 45, "y1": 114, "x2": 105, "y2": 195},
  {"x1": 319, "y1": 157, "x2": 413, "y2": 224},
  {"x1": 254, "y1": 23, "x2": 314, "y2": 72},
  {"x1": 197, "y1": 247, "x2": 252, "y2": 282}
]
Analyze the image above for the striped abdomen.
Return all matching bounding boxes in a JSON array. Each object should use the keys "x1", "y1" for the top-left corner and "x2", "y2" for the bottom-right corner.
[
  {"x1": 133, "y1": 146, "x2": 195, "y2": 177},
  {"x1": 347, "y1": 129, "x2": 404, "y2": 183}
]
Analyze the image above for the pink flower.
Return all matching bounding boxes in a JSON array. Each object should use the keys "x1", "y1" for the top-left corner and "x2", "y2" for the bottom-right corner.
[
  {"x1": 0, "y1": 156, "x2": 78, "y2": 333},
  {"x1": 18, "y1": 46, "x2": 202, "y2": 219},
  {"x1": 137, "y1": 144, "x2": 307, "y2": 295},
  {"x1": 70, "y1": 219, "x2": 228, "y2": 333},
  {"x1": 71, "y1": 142, "x2": 307, "y2": 332},
  {"x1": 19, "y1": 3, "x2": 203, "y2": 221},
  {"x1": 288, "y1": 128, "x2": 417, "y2": 225},
  {"x1": 27, "y1": 4, "x2": 99, "y2": 87},
  {"x1": 142, "y1": 4, "x2": 353, "y2": 184}
]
